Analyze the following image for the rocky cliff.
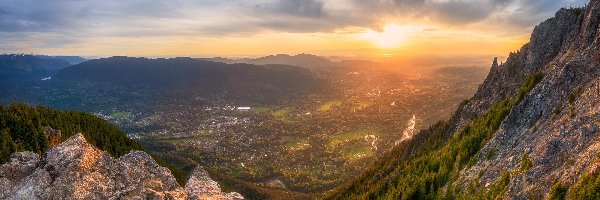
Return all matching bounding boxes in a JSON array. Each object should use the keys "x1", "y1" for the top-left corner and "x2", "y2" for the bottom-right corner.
[
  {"x1": 327, "y1": 1, "x2": 599, "y2": 199},
  {"x1": 0, "y1": 133, "x2": 243, "y2": 200},
  {"x1": 453, "y1": 1, "x2": 600, "y2": 198}
]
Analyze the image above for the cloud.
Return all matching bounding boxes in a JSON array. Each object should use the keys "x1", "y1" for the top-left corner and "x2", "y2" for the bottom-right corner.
[
  {"x1": 0, "y1": 0, "x2": 591, "y2": 51},
  {"x1": 259, "y1": 0, "x2": 325, "y2": 18},
  {"x1": 497, "y1": 0, "x2": 588, "y2": 27},
  {"x1": 428, "y1": 0, "x2": 512, "y2": 24}
]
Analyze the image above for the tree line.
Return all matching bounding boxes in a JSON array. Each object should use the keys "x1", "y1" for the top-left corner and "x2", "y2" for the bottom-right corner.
[{"x1": 0, "y1": 102, "x2": 142, "y2": 163}]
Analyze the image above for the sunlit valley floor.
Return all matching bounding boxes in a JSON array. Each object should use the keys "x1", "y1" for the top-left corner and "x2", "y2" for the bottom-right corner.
[{"x1": 131, "y1": 64, "x2": 488, "y2": 196}]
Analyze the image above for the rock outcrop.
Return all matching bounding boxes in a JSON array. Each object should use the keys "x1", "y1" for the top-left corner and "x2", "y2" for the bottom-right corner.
[
  {"x1": 185, "y1": 167, "x2": 244, "y2": 200},
  {"x1": 453, "y1": 1, "x2": 600, "y2": 198},
  {"x1": 44, "y1": 126, "x2": 62, "y2": 148},
  {"x1": 0, "y1": 133, "x2": 243, "y2": 200}
]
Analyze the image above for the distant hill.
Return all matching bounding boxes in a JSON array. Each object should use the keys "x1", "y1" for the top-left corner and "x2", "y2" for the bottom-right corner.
[
  {"x1": 0, "y1": 54, "x2": 72, "y2": 103},
  {"x1": 34, "y1": 55, "x2": 87, "y2": 65},
  {"x1": 201, "y1": 53, "x2": 335, "y2": 69},
  {"x1": 0, "y1": 54, "x2": 71, "y2": 79},
  {"x1": 43, "y1": 56, "x2": 322, "y2": 111}
]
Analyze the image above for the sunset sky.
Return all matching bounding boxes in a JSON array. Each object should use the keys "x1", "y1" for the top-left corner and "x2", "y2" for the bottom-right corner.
[{"x1": 0, "y1": 0, "x2": 588, "y2": 58}]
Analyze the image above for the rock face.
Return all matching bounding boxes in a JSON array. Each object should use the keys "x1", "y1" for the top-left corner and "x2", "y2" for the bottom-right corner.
[
  {"x1": 0, "y1": 133, "x2": 243, "y2": 200},
  {"x1": 452, "y1": 1, "x2": 600, "y2": 198},
  {"x1": 185, "y1": 167, "x2": 244, "y2": 200},
  {"x1": 44, "y1": 126, "x2": 62, "y2": 148}
]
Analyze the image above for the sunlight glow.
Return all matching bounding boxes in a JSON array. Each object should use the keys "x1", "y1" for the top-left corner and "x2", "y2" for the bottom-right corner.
[{"x1": 363, "y1": 24, "x2": 415, "y2": 49}]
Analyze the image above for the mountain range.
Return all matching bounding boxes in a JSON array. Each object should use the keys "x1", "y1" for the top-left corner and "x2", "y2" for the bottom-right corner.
[{"x1": 200, "y1": 54, "x2": 335, "y2": 69}]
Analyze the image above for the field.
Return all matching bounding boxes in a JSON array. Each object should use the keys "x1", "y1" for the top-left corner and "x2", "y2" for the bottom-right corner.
[
  {"x1": 318, "y1": 101, "x2": 342, "y2": 111},
  {"x1": 110, "y1": 111, "x2": 131, "y2": 119}
]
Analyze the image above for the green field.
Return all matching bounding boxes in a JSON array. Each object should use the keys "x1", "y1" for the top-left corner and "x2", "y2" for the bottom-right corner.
[
  {"x1": 192, "y1": 129, "x2": 212, "y2": 136},
  {"x1": 318, "y1": 101, "x2": 343, "y2": 111},
  {"x1": 110, "y1": 111, "x2": 131, "y2": 119},
  {"x1": 327, "y1": 130, "x2": 379, "y2": 155},
  {"x1": 272, "y1": 109, "x2": 290, "y2": 118},
  {"x1": 352, "y1": 100, "x2": 374, "y2": 110},
  {"x1": 252, "y1": 107, "x2": 271, "y2": 113},
  {"x1": 330, "y1": 129, "x2": 378, "y2": 142}
]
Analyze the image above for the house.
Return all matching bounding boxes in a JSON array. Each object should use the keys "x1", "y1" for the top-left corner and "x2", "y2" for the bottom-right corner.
[{"x1": 237, "y1": 107, "x2": 251, "y2": 111}]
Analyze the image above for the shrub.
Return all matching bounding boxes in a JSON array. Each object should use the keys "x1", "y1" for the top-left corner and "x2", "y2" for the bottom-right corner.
[
  {"x1": 568, "y1": 172, "x2": 600, "y2": 199},
  {"x1": 549, "y1": 182, "x2": 569, "y2": 200}
]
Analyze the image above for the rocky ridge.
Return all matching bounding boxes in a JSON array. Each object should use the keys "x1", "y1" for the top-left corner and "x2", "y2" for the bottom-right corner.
[
  {"x1": 452, "y1": 1, "x2": 600, "y2": 198},
  {"x1": 0, "y1": 133, "x2": 243, "y2": 199}
]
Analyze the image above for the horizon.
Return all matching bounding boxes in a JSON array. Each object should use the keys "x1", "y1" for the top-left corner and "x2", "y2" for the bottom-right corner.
[
  {"x1": 3, "y1": 52, "x2": 505, "y2": 68},
  {"x1": 0, "y1": 0, "x2": 588, "y2": 59}
]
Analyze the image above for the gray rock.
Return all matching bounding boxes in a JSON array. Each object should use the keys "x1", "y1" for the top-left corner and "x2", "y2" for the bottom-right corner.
[
  {"x1": 185, "y1": 166, "x2": 244, "y2": 200},
  {"x1": 0, "y1": 133, "x2": 243, "y2": 200},
  {"x1": 454, "y1": 1, "x2": 600, "y2": 199}
]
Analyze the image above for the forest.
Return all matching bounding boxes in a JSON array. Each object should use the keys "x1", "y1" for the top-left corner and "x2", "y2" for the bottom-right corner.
[{"x1": 0, "y1": 102, "x2": 142, "y2": 163}]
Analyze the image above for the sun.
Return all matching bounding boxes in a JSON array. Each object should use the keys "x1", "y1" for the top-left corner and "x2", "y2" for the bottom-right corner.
[{"x1": 363, "y1": 24, "x2": 414, "y2": 49}]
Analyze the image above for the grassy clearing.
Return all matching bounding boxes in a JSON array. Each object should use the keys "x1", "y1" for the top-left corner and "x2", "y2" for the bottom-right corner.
[
  {"x1": 272, "y1": 109, "x2": 290, "y2": 118},
  {"x1": 192, "y1": 129, "x2": 212, "y2": 136},
  {"x1": 318, "y1": 101, "x2": 343, "y2": 111},
  {"x1": 328, "y1": 130, "x2": 379, "y2": 154},
  {"x1": 252, "y1": 107, "x2": 271, "y2": 113},
  {"x1": 352, "y1": 100, "x2": 374, "y2": 110},
  {"x1": 331, "y1": 129, "x2": 378, "y2": 142},
  {"x1": 110, "y1": 111, "x2": 131, "y2": 119}
]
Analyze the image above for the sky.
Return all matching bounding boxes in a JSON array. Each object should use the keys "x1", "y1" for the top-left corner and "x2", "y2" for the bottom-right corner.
[{"x1": 0, "y1": 0, "x2": 589, "y2": 58}]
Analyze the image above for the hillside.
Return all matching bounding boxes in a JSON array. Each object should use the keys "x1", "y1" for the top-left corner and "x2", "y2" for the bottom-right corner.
[
  {"x1": 327, "y1": 2, "x2": 600, "y2": 199},
  {"x1": 33, "y1": 55, "x2": 88, "y2": 65},
  {"x1": 0, "y1": 103, "x2": 142, "y2": 164},
  {"x1": 201, "y1": 54, "x2": 335, "y2": 69},
  {"x1": 0, "y1": 54, "x2": 71, "y2": 77},
  {"x1": 0, "y1": 54, "x2": 72, "y2": 104},
  {"x1": 43, "y1": 56, "x2": 322, "y2": 111}
]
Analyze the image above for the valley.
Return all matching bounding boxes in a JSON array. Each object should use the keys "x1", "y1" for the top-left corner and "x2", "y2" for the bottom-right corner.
[
  {"x1": 92, "y1": 62, "x2": 489, "y2": 196},
  {"x1": 0, "y1": 54, "x2": 490, "y2": 197}
]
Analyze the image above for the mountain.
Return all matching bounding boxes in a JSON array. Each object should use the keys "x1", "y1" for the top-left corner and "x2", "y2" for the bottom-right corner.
[
  {"x1": 201, "y1": 53, "x2": 335, "y2": 69},
  {"x1": 0, "y1": 133, "x2": 243, "y2": 199},
  {"x1": 243, "y1": 54, "x2": 334, "y2": 68},
  {"x1": 328, "y1": 2, "x2": 599, "y2": 200},
  {"x1": 34, "y1": 55, "x2": 88, "y2": 65},
  {"x1": 0, "y1": 54, "x2": 72, "y2": 103},
  {"x1": 42, "y1": 56, "x2": 322, "y2": 111},
  {"x1": 0, "y1": 54, "x2": 71, "y2": 80}
]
